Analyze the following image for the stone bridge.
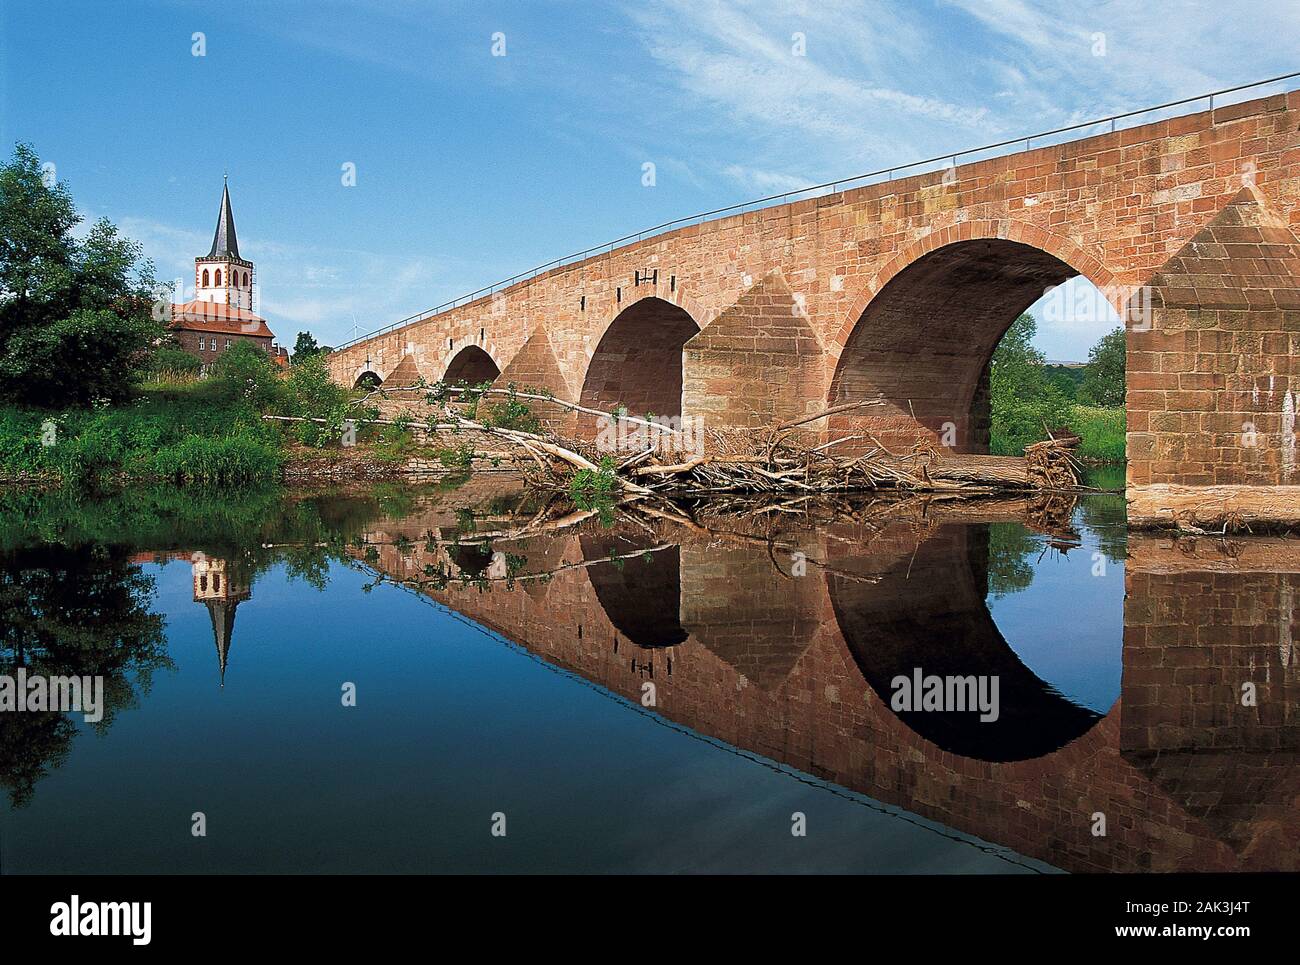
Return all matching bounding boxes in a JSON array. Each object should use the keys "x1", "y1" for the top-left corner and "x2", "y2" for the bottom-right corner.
[
  {"x1": 328, "y1": 90, "x2": 1300, "y2": 512},
  {"x1": 345, "y1": 483, "x2": 1300, "y2": 873}
]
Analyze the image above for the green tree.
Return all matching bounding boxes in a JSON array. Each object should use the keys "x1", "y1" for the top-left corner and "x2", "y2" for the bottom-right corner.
[
  {"x1": 291, "y1": 331, "x2": 321, "y2": 363},
  {"x1": 989, "y1": 313, "x2": 1071, "y2": 455},
  {"x1": 285, "y1": 353, "x2": 352, "y2": 445},
  {"x1": 1078, "y1": 327, "x2": 1126, "y2": 407},
  {"x1": 1043, "y1": 365, "x2": 1080, "y2": 401},
  {"x1": 0, "y1": 143, "x2": 159, "y2": 406}
]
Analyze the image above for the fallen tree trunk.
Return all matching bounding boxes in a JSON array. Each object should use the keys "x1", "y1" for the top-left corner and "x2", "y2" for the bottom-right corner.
[{"x1": 1128, "y1": 483, "x2": 1300, "y2": 532}]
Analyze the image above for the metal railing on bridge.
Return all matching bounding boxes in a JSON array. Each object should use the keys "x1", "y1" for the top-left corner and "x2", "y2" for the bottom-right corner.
[{"x1": 333, "y1": 70, "x2": 1300, "y2": 352}]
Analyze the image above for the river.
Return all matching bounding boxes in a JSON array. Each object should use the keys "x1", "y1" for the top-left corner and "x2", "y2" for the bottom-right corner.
[{"x1": 0, "y1": 471, "x2": 1295, "y2": 873}]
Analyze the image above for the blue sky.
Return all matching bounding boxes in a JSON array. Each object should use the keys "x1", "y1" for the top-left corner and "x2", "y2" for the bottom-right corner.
[{"x1": 4, "y1": 0, "x2": 1297, "y2": 359}]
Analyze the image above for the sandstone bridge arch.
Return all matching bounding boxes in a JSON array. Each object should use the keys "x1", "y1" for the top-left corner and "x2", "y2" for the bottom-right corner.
[
  {"x1": 829, "y1": 227, "x2": 1116, "y2": 454},
  {"x1": 579, "y1": 531, "x2": 688, "y2": 649},
  {"x1": 442, "y1": 344, "x2": 501, "y2": 386},
  {"x1": 577, "y1": 295, "x2": 701, "y2": 435},
  {"x1": 826, "y1": 522, "x2": 1106, "y2": 762}
]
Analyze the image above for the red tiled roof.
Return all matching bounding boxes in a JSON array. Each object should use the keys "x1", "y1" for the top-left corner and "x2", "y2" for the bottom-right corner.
[{"x1": 168, "y1": 300, "x2": 276, "y2": 338}]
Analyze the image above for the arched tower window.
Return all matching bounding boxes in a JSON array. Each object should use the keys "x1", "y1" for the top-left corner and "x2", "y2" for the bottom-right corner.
[
  {"x1": 202, "y1": 269, "x2": 210, "y2": 286},
  {"x1": 243, "y1": 271, "x2": 249, "y2": 286},
  {"x1": 214, "y1": 268, "x2": 222, "y2": 286}
]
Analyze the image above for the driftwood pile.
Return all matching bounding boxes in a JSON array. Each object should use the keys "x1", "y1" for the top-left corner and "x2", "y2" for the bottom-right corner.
[
  {"x1": 607, "y1": 424, "x2": 1079, "y2": 497},
  {"x1": 299, "y1": 383, "x2": 1083, "y2": 501}
]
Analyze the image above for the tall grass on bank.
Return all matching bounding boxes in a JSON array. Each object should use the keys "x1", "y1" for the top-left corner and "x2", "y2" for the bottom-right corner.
[
  {"x1": 149, "y1": 433, "x2": 282, "y2": 485},
  {"x1": 1068, "y1": 405, "x2": 1126, "y2": 463},
  {"x1": 0, "y1": 380, "x2": 283, "y2": 486}
]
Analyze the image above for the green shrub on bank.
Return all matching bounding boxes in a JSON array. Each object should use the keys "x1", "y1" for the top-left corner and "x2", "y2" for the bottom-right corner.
[
  {"x1": 989, "y1": 392, "x2": 1072, "y2": 457},
  {"x1": 212, "y1": 340, "x2": 287, "y2": 412},
  {"x1": 150, "y1": 432, "x2": 282, "y2": 485},
  {"x1": 284, "y1": 354, "x2": 360, "y2": 447},
  {"x1": 0, "y1": 379, "x2": 283, "y2": 485},
  {"x1": 1068, "y1": 405, "x2": 1126, "y2": 463},
  {"x1": 372, "y1": 419, "x2": 417, "y2": 464},
  {"x1": 143, "y1": 345, "x2": 202, "y2": 383}
]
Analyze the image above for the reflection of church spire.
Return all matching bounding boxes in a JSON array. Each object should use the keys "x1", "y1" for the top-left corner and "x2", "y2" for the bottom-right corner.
[
  {"x1": 191, "y1": 556, "x2": 251, "y2": 687},
  {"x1": 206, "y1": 599, "x2": 240, "y2": 687}
]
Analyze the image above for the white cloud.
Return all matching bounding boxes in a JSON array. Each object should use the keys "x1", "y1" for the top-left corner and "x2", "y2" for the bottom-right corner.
[
  {"x1": 721, "y1": 164, "x2": 813, "y2": 195},
  {"x1": 941, "y1": 0, "x2": 1300, "y2": 116},
  {"x1": 629, "y1": 0, "x2": 990, "y2": 169}
]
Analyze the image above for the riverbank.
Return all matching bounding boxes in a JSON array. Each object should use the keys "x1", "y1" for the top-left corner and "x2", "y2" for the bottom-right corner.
[{"x1": 0, "y1": 381, "x2": 281, "y2": 486}]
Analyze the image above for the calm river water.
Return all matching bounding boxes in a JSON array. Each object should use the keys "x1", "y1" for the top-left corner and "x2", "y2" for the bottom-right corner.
[{"x1": 1, "y1": 471, "x2": 1296, "y2": 874}]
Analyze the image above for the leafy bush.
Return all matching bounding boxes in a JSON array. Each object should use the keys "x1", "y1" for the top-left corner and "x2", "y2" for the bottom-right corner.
[
  {"x1": 568, "y1": 456, "x2": 618, "y2": 522},
  {"x1": 990, "y1": 388, "x2": 1073, "y2": 456},
  {"x1": 144, "y1": 345, "x2": 202, "y2": 382},
  {"x1": 479, "y1": 384, "x2": 541, "y2": 434},
  {"x1": 372, "y1": 420, "x2": 418, "y2": 464},
  {"x1": 435, "y1": 442, "x2": 475, "y2": 468},
  {"x1": 212, "y1": 340, "x2": 287, "y2": 411},
  {"x1": 284, "y1": 354, "x2": 356, "y2": 447}
]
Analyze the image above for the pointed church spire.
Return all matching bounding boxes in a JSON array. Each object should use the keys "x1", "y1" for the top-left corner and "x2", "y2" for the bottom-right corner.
[
  {"x1": 206, "y1": 179, "x2": 240, "y2": 260},
  {"x1": 206, "y1": 599, "x2": 239, "y2": 688}
]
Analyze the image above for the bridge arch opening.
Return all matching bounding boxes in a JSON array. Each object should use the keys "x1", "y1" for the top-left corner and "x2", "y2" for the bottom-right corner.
[
  {"x1": 831, "y1": 239, "x2": 1105, "y2": 454},
  {"x1": 443, "y1": 345, "x2": 500, "y2": 386},
  {"x1": 579, "y1": 297, "x2": 700, "y2": 434},
  {"x1": 354, "y1": 370, "x2": 383, "y2": 389}
]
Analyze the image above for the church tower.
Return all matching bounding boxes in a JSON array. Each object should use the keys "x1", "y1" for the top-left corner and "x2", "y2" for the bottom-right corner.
[{"x1": 194, "y1": 177, "x2": 254, "y2": 311}]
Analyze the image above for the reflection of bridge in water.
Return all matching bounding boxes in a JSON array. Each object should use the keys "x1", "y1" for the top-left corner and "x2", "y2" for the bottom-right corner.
[{"x1": 321, "y1": 484, "x2": 1299, "y2": 874}]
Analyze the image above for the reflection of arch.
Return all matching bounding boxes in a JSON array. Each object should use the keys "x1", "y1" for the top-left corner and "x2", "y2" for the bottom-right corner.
[
  {"x1": 827, "y1": 524, "x2": 1102, "y2": 762},
  {"x1": 830, "y1": 228, "x2": 1116, "y2": 453},
  {"x1": 443, "y1": 345, "x2": 501, "y2": 385},
  {"x1": 579, "y1": 297, "x2": 700, "y2": 432},
  {"x1": 579, "y1": 533, "x2": 687, "y2": 648}
]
